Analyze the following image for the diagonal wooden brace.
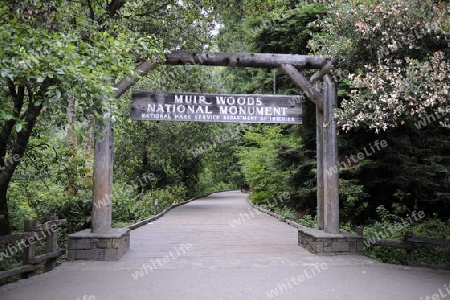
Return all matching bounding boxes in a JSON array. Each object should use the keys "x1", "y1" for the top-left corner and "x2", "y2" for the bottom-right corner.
[{"x1": 279, "y1": 64, "x2": 323, "y2": 111}]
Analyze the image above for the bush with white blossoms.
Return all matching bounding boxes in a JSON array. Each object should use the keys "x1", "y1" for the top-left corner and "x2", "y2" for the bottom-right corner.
[{"x1": 309, "y1": 0, "x2": 449, "y2": 133}]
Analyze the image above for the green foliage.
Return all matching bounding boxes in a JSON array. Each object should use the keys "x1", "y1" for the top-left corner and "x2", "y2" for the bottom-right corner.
[
  {"x1": 0, "y1": 3, "x2": 161, "y2": 121},
  {"x1": 235, "y1": 124, "x2": 296, "y2": 205},
  {"x1": 249, "y1": 191, "x2": 274, "y2": 206},
  {"x1": 413, "y1": 217, "x2": 450, "y2": 267},
  {"x1": 251, "y1": 3, "x2": 326, "y2": 54},
  {"x1": 296, "y1": 214, "x2": 317, "y2": 229},
  {"x1": 8, "y1": 179, "x2": 91, "y2": 233},
  {"x1": 217, "y1": 2, "x2": 326, "y2": 97},
  {"x1": 363, "y1": 212, "x2": 450, "y2": 267},
  {"x1": 196, "y1": 167, "x2": 234, "y2": 195},
  {"x1": 112, "y1": 183, "x2": 187, "y2": 227},
  {"x1": 339, "y1": 179, "x2": 369, "y2": 224},
  {"x1": 111, "y1": 184, "x2": 144, "y2": 225},
  {"x1": 151, "y1": 185, "x2": 187, "y2": 212},
  {"x1": 273, "y1": 206, "x2": 296, "y2": 222},
  {"x1": 302, "y1": 0, "x2": 450, "y2": 224}
]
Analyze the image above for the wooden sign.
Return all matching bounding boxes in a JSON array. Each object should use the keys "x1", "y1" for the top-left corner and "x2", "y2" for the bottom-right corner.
[{"x1": 131, "y1": 91, "x2": 302, "y2": 124}]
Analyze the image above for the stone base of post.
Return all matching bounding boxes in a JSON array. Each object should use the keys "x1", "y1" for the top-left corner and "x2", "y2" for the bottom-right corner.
[
  {"x1": 298, "y1": 227, "x2": 364, "y2": 255},
  {"x1": 68, "y1": 228, "x2": 130, "y2": 261}
]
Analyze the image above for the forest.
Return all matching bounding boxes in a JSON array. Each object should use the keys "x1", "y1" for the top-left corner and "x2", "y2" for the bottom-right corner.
[{"x1": 0, "y1": 0, "x2": 449, "y2": 270}]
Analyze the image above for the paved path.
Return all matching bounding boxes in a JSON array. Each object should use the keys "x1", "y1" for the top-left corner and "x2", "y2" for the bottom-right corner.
[{"x1": 1, "y1": 191, "x2": 449, "y2": 300}]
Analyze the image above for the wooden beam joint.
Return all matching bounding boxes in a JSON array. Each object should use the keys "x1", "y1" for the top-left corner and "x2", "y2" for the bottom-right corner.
[
  {"x1": 310, "y1": 58, "x2": 339, "y2": 84},
  {"x1": 279, "y1": 64, "x2": 323, "y2": 111}
]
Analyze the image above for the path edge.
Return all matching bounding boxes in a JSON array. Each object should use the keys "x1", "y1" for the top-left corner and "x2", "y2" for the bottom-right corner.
[
  {"x1": 244, "y1": 194, "x2": 305, "y2": 230},
  {"x1": 127, "y1": 189, "x2": 236, "y2": 230}
]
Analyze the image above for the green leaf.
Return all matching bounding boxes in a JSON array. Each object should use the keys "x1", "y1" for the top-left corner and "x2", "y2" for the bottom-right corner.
[{"x1": 15, "y1": 123, "x2": 22, "y2": 132}]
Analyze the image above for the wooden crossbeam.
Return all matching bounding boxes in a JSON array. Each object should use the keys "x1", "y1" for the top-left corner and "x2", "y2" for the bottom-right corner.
[
  {"x1": 165, "y1": 51, "x2": 328, "y2": 69},
  {"x1": 112, "y1": 52, "x2": 331, "y2": 101}
]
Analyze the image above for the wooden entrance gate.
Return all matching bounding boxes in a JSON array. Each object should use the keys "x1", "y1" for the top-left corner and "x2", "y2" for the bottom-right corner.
[{"x1": 92, "y1": 51, "x2": 339, "y2": 234}]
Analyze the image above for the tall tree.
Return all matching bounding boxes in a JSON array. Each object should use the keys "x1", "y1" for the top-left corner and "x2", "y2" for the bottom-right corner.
[{"x1": 0, "y1": 0, "x2": 160, "y2": 235}]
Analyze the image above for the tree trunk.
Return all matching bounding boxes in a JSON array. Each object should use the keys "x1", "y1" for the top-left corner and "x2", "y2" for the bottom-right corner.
[
  {"x1": 0, "y1": 78, "x2": 54, "y2": 235},
  {"x1": 0, "y1": 186, "x2": 10, "y2": 235}
]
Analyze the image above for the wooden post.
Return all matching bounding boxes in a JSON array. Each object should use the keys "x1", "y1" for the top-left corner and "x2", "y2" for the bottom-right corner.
[
  {"x1": 357, "y1": 226, "x2": 364, "y2": 236},
  {"x1": 323, "y1": 74, "x2": 339, "y2": 234},
  {"x1": 92, "y1": 100, "x2": 113, "y2": 234},
  {"x1": 45, "y1": 216, "x2": 58, "y2": 272},
  {"x1": 89, "y1": 62, "x2": 158, "y2": 234},
  {"x1": 405, "y1": 231, "x2": 414, "y2": 264},
  {"x1": 22, "y1": 219, "x2": 36, "y2": 279},
  {"x1": 316, "y1": 93, "x2": 324, "y2": 230}
]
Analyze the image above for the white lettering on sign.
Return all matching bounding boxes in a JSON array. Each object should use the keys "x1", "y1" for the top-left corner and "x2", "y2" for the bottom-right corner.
[
  {"x1": 141, "y1": 113, "x2": 172, "y2": 120},
  {"x1": 216, "y1": 96, "x2": 262, "y2": 106},
  {"x1": 133, "y1": 91, "x2": 302, "y2": 124},
  {"x1": 175, "y1": 94, "x2": 212, "y2": 105},
  {"x1": 195, "y1": 115, "x2": 220, "y2": 120},
  {"x1": 175, "y1": 115, "x2": 192, "y2": 120},
  {"x1": 148, "y1": 104, "x2": 212, "y2": 114},
  {"x1": 219, "y1": 106, "x2": 287, "y2": 116}
]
